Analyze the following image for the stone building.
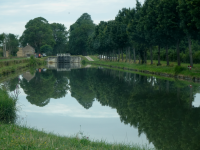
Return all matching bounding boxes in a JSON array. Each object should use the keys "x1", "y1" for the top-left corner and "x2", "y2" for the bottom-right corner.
[{"x1": 17, "y1": 44, "x2": 35, "y2": 57}]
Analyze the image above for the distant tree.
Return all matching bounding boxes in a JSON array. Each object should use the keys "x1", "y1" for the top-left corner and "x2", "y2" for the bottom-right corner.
[
  {"x1": 20, "y1": 17, "x2": 55, "y2": 53},
  {"x1": 40, "y1": 44, "x2": 53, "y2": 56},
  {"x1": 68, "y1": 13, "x2": 95, "y2": 55},
  {"x1": 178, "y1": 0, "x2": 199, "y2": 67},
  {"x1": 50, "y1": 23, "x2": 68, "y2": 54},
  {"x1": 0, "y1": 33, "x2": 4, "y2": 44},
  {"x1": 6, "y1": 33, "x2": 19, "y2": 56},
  {"x1": 0, "y1": 33, "x2": 19, "y2": 56}
]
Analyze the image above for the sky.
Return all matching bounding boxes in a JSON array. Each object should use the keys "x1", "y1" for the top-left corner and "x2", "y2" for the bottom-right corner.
[{"x1": 0, "y1": 0, "x2": 144, "y2": 37}]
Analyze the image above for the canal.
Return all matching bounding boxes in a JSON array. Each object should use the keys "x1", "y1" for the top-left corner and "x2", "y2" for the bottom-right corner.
[{"x1": 1, "y1": 67, "x2": 200, "y2": 149}]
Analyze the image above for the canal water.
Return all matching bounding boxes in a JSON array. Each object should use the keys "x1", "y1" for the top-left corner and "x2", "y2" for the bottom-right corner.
[{"x1": 2, "y1": 67, "x2": 200, "y2": 149}]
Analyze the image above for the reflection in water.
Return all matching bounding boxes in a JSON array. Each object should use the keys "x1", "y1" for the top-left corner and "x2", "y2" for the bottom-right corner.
[
  {"x1": 19, "y1": 70, "x2": 70, "y2": 107},
  {"x1": 2, "y1": 68, "x2": 200, "y2": 149}
]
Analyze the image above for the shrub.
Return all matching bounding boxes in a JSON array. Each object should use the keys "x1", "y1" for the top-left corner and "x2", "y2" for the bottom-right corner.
[
  {"x1": 81, "y1": 60, "x2": 86, "y2": 65},
  {"x1": 0, "y1": 88, "x2": 17, "y2": 123},
  {"x1": 174, "y1": 65, "x2": 186, "y2": 75},
  {"x1": 29, "y1": 55, "x2": 37, "y2": 66}
]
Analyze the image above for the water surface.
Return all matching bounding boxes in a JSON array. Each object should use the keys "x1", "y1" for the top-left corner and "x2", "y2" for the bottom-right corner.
[{"x1": 2, "y1": 67, "x2": 200, "y2": 149}]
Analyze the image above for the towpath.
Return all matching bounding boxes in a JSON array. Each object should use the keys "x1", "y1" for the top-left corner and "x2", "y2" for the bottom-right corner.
[{"x1": 85, "y1": 56, "x2": 94, "y2": 61}]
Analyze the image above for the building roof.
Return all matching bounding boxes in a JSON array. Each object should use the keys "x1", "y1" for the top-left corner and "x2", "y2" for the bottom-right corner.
[
  {"x1": 22, "y1": 44, "x2": 35, "y2": 51},
  {"x1": 22, "y1": 72, "x2": 35, "y2": 82}
]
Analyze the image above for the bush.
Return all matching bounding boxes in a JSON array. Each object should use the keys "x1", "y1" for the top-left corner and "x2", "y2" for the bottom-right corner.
[
  {"x1": 0, "y1": 88, "x2": 17, "y2": 123},
  {"x1": 29, "y1": 55, "x2": 37, "y2": 66},
  {"x1": 174, "y1": 65, "x2": 186, "y2": 75},
  {"x1": 81, "y1": 60, "x2": 86, "y2": 65},
  {"x1": 40, "y1": 44, "x2": 53, "y2": 56}
]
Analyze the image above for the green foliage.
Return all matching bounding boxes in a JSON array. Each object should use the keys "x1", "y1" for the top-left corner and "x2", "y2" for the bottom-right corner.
[
  {"x1": 20, "y1": 17, "x2": 55, "y2": 53},
  {"x1": 50, "y1": 23, "x2": 68, "y2": 54},
  {"x1": 0, "y1": 50, "x2": 3, "y2": 57},
  {"x1": 0, "y1": 88, "x2": 17, "y2": 123},
  {"x1": 29, "y1": 55, "x2": 37, "y2": 66},
  {"x1": 81, "y1": 60, "x2": 86, "y2": 65},
  {"x1": 72, "y1": 0, "x2": 200, "y2": 66},
  {"x1": 0, "y1": 34, "x2": 4, "y2": 45},
  {"x1": 0, "y1": 33, "x2": 19, "y2": 56},
  {"x1": 0, "y1": 123, "x2": 147, "y2": 150},
  {"x1": 40, "y1": 44, "x2": 53, "y2": 56},
  {"x1": 174, "y1": 65, "x2": 186, "y2": 75},
  {"x1": 20, "y1": 70, "x2": 70, "y2": 107},
  {"x1": 68, "y1": 13, "x2": 95, "y2": 55}
]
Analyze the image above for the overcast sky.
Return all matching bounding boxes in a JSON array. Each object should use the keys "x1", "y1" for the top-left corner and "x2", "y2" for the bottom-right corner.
[{"x1": 0, "y1": 0, "x2": 144, "y2": 37}]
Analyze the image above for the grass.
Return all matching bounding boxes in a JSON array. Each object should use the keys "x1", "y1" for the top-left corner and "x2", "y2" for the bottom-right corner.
[
  {"x1": 0, "y1": 57, "x2": 28, "y2": 62},
  {"x1": 0, "y1": 63, "x2": 29, "y2": 76},
  {"x1": 0, "y1": 89, "x2": 17, "y2": 124},
  {"x1": 0, "y1": 123, "x2": 153, "y2": 150},
  {"x1": 88, "y1": 55, "x2": 200, "y2": 78},
  {"x1": 0, "y1": 57, "x2": 47, "y2": 76}
]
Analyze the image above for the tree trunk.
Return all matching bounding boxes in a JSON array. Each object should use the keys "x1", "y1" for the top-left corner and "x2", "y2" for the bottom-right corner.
[
  {"x1": 144, "y1": 51, "x2": 147, "y2": 64},
  {"x1": 3, "y1": 42, "x2": 6, "y2": 57},
  {"x1": 176, "y1": 39, "x2": 181, "y2": 66},
  {"x1": 111, "y1": 51, "x2": 113, "y2": 61},
  {"x1": 139, "y1": 55, "x2": 141, "y2": 64},
  {"x1": 126, "y1": 48, "x2": 127, "y2": 62},
  {"x1": 129, "y1": 47, "x2": 130, "y2": 63},
  {"x1": 166, "y1": 45, "x2": 169, "y2": 66},
  {"x1": 113, "y1": 50, "x2": 114, "y2": 61},
  {"x1": 188, "y1": 35, "x2": 193, "y2": 67},
  {"x1": 133, "y1": 47, "x2": 136, "y2": 63},
  {"x1": 150, "y1": 47, "x2": 153, "y2": 65},
  {"x1": 106, "y1": 52, "x2": 108, "y2": 60},
  {"x1": 122, "y1": 49, "x2": 123, "y2": 62},
  {"x1": 157, "y1": 45, "x2": 161, "y2": 66},
  {"x1": 118, "y1": 49, "x2": 120, "y2": 61}
]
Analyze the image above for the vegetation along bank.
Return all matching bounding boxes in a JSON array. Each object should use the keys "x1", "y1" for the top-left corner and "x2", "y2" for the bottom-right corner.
[{"x1": 86, "y1": 55, "x2": 200, "y2": 82}]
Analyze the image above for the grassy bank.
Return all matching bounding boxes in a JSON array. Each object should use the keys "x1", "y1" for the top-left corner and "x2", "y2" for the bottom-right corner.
[
  {"x1": 88, "y1": 55, "x2": 200, "y2": 79},
  {"x1": 0, "y1": 57, "x2": 28, "y2": 62},
  {"x1": 0, "y1": 57, "x2": 47, "y2": 76},
  {"x1": 0, "y1": 63, "x2": 29, "y2": 76},
  {"x1": 0, "y1": 89, "x2": 17, "y2": 124},
  {"x1": 0, "y1": 123, "x2": 152, "y2": 150},
  {"x1": 0, "y1": 59, "x2": 29, "y2": 68}
]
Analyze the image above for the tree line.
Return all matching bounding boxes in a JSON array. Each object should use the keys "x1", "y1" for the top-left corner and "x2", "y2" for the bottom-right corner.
[
  {"x1": 70, "y1": 0, "x2": 200, "y2": 67},
  {"x1": 0, "y1": 33, "x2": 19, "y2": 57},
  {"x1": 0, "y1": 17, "x2": 69, "y2": 56},
  {"x1": 1, "y1": 0, "x2": 200, "y2": 63}
]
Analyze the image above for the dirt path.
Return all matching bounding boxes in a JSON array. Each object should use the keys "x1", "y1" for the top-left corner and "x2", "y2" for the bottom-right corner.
[{"x1": 85, "y1": 56, "x2": 94, "y2": 61}]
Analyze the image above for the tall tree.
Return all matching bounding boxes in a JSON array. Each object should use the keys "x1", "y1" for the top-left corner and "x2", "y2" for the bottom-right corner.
[
  {"x1": 6, "y1": 33, "x2": 19, "y2": 56},
  {"x1": 20, "y1": 17, "x2": 55, "y2": 53},
  {"x1": 178, "y1": 0, "x2": 199, "y2": 67},
  {"x1": 50, "y1": 23, "x2": 68, "y2": 54},
  {"x1": 68, "y1": 13, "x2": 95, "y2": 55}
]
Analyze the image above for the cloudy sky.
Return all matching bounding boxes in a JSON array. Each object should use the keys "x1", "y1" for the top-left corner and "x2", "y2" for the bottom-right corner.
[{"x1": 0, "y1": 0, "x2": 144, "y2": 37}]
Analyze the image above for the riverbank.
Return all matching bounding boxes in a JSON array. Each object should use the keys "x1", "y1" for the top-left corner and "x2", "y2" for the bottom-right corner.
[
  {"x1": 0, "y1": 57, "x2": 47, "y2": 76},
  {"x1": 87, "y1": 55, "x2": 200, "y2": 82},
  {"x1": 0, "y1": 123, "x2": 152, "y2": 150}
]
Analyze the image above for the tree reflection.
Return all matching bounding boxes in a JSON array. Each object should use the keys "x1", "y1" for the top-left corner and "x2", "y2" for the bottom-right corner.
[
  {"x1": 20, "y1": 69, "x2": 70, "y2": 107},
  {"x1": 69, "y1": 69, "x2": 96, "y2": 109},
  {"x1": 85, "y1": 69, "x2": 200, "y2": 150},
  {"x1": 4, "y1": 67, "x2": 200, "y2": 149}
]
